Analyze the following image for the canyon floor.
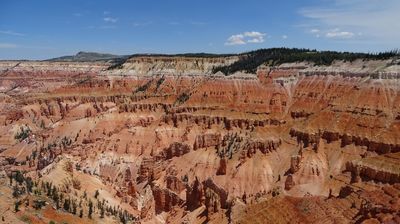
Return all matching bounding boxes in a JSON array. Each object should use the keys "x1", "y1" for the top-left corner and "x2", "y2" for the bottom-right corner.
[{"x1": 0, "y1": 55, "x2": 400, "y2": 224}]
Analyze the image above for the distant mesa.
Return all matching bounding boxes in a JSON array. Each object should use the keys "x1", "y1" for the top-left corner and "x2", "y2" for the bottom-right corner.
[{"x1": 47, "y1": 51, "x2": 128, "y2": 62}]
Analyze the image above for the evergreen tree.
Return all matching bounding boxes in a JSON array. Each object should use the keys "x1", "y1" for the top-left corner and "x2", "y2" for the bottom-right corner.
[
  {"x1": 63, "y1": 198, "x2": 70, "y2": 212},
  {"x1": 25, "y1": 177, "x2": 33, "y2": 193},
  {"x1": 14, "y1": 171, "x2": 24, "y2": 185},
  {"x1": 72, "y1": 200, "x2": 77, "y2": 214},
  {"x1": 88, "y1": 200, "x2": 93, "y2": 219},
  {"x1": 9, "y1": 173, "x2": 13, "y2": 186},
  {"x1": 100, "y1": 205, "x2": 105, "y2": 218},
  {"x1": 14, "y1": 201, "x2": 21, "y2": 212}
]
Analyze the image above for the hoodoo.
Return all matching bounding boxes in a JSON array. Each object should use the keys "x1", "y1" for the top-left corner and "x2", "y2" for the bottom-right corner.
[{"x1": 1, "y1": 48, "x2": 400, "y2": 223}]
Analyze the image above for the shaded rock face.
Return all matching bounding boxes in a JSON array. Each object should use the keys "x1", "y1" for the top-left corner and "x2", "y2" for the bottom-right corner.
[
  {"x1": 166, "y1": 175, "x2": 186, "y2": 193},
  {"x1": 136, "y1": 158, "x2": 162, "y2": 183},
  {"x1": 185, "y1": 177, "x2": 228, "y2": 218},
  {"x1": 290, "y1": 155, "x2": 302, "y2": 174},
  {"x1": 243, "y1": 139, "x2": 281, "y2": 156},
  {"x1": 338, "y1": 186, "x2": 354, "y2": 198},
  {"x1": 157, "y1": 142, "x2": 191, "y2": 161},
  {"x1": 290, "y1": 128, "x2": 400, "y2": 155},
  {"x1": 193, "y1": 133, "x2": 221, "y2": 150},
  {"x1": 186, "y1": 178, "x2": 204, "y2": 211},
  {"x1": 152, "y1": 185, "x2": 184, "y2": 214},
  {"x1": 285, "y1": 174, "x2": 295, "y2": 190},
  {"x1": 347, "y1": 153, "x2": 400, "y2": 184},
  {"x1": 127, "y1": 181, "x2": 136, "y2": 197},
  {"x1": 216, "y1": 158, "x2": 227, "y2": 175}
]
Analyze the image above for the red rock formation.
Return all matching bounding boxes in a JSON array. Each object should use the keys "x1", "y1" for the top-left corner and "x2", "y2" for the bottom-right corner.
[
  {"x1": 216, "y1": 157, "x2": 227, "y2": 175},
  {"x1": 166, "y1": 175, "x2": 186, "y2": 193},
  {"x1": 285, "y1": 174, "x2": 295, "y2": 190},
  {"x1": 157, "y1": 142, "x2": 191, "y2": 161},
  {"x1": 186, "y1": 177, "x2": 204, "y2": 211},
  {"x1": 290, "y1": 155, "x2": 302, "y2": 174},
  {"x1": 2, "y1": 59, "x2": 400, "y2": 223},
  {"x1": 137, "y1": 158, "x2": 162, "y2": 183},
  {"x1": 193, "y1": 133, "x2": 221, "y2": 150},
  {"x1": 152, "y1": 185, "x2": 184, "y2": 214},
  {"x1": 347, "y1": 153, "x2": 400, "y2": 184}
]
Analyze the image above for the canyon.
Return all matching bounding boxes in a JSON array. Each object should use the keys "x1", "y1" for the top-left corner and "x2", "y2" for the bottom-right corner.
[{"x1": 1, "y1": 52, "x2": 400, "y2": 223}]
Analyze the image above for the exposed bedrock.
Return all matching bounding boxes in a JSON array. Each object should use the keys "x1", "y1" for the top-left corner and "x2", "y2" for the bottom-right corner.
[
  {"x1": 163, "y1": 113, "x2": 283, "y2": 129},
  {"x1": 185, "y1": 177, "x2": 229, "y2": 217},
  {"x1": 193, "y1": 133, "x2": 221, "y2": 150},
  {"x1": 243, "y1": 138, "x2": 281, "y2": 156},
  {"x1": 346, "y1": 153, "x2": 400, "y2": 184},
  {"x1": 136, "y1": 158, "x2": 163, "y2": 183},
  {"x1": 152, "y1": 185, "x2": 184, "y2": 214},
  {"x1": 156, "y1": 142, "x2": 191, "y2": 161},
  {"x1": 290, "y1": 128, "x2": 400, "y2": 154},
  {"x1": 165, "y1": 175, "x2": 186, "y2": 193}
]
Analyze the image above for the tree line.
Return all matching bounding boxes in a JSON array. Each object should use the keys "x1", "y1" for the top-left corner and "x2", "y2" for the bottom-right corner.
[{"x1": 212, "y1": 48, "x2": 400, "y2": 75}]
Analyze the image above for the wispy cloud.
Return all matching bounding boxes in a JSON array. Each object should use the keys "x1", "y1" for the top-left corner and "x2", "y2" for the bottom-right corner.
[
  {"x1": 282, "y1": 35, "x2": 288, "y2": 39},
  {"x1": 72, "y1": 13, "x2": 82, "y2": 17},
  {"x1": 132, "y1": 21, "x2": 153, "y2": 27},
  {"x1": 0, "y1": 30, "x2": 25, "y2": 36},
  {"x1": 190, "y1": 21, "x2": 207, "y2": 26},
  {"x1": 0, "y1": 43, "x2": 18, "y2": 48},
  {"x1": 103, "y1": 17, "x2": 118, "y2": 23},
  {"x1": 308, "y1": 28, "x2": 360, "y2": 39},
  {"x1": 325, "y1": 29, "x2": 355, "y2": 39},
  {"x1": 225, "y1": 31, "x2": 266, "y2": 46},
  {"x1": 300, "y1": 0, "x2": 400, "y2": 43},
  {"x1": 167, "y1": 21, "x2": 206, "y2": 26},
  {"x1": 168, "y1": 22, "x2": 180, "y2": 26},
  {"x1": 87, "y1": 25, "x2": 116, "y2": 30}
]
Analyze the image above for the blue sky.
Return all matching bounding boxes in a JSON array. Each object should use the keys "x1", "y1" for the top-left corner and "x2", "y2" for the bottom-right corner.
[{"x1": 0, "y1": 0, "x2": 399, "y2": 59}]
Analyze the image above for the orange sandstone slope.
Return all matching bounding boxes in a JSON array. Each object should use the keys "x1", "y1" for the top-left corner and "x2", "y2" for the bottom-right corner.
[{"x1": 0, "y1": 58, "x2": 400, "y2": 224}]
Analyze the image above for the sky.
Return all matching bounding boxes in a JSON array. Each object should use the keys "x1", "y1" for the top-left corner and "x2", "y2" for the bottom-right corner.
[{"x1": 0, "y1": 0, "x2": 399, "y2": 60}]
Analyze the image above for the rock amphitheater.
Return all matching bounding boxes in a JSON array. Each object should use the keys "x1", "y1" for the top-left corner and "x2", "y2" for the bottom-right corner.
[{"x1": 0, "y1": 55, "x2": 400, "y2": 223}]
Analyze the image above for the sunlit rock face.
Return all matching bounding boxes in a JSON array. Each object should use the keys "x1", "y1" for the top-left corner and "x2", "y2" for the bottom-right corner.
[{"x1": 1, "y1": 57, "x2": 400, "y2": 223}]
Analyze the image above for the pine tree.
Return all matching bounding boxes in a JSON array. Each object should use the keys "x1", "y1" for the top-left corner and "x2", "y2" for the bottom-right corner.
[
  {"x1": 15, "y1": 171, "x2": 24, "y2": 185},
  {"x1": 72, "y1": 200, "x2": 77, "y2": 214},
  {"x1": 9, "y1": 173, "x2": 13, "y2": 186},
  {"x1": 63, "y1": 198, "x2": 70, "y2": 212},
  {"x1": 100, "y1": 205, "x2": 105, "y2": 218},
  {"x1": 88, "y1": 200, "x2": 93, "y2": 219},
  {"x1": 52, "y1": 188, "x2": 59, "y2": 209},
  {"x1": 14, "y1": 201, "x2": 21, "y2": 212},
  {"x1": 25, "y1": 177, "x2": 33, "y2": 193}
]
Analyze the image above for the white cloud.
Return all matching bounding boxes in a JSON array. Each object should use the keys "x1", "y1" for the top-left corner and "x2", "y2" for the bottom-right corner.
[
  {"x1": 300, "y1": 0, "x2": 400, "y2": 43},
  {"x1": 0, "y1": 30, "x2": 25, "y2": 36},
  {"x1": 0, "y1": 43, "x2": 18, "y2": 48},
  {"x1": 225, "y1": 34, "x2": 246, "y2": 45},
  {"x1": 282, "y1": 35, "x2": 288, "y2": 39},
  {"x1": 103, "y1": 11, "x2": 110, "y2": 15},
  {"x1": 326, "y1": 30, "x2": 355, "y2": 39},
  {"x1": 103, "y1": 17, "x2": 118, "y2": 23},
  {"x1": 225, "y1": 31, "x2": 266, "y2": 46},
  {"x1": 309, "y1": 27, "x2": 359, "y2": 39}
]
